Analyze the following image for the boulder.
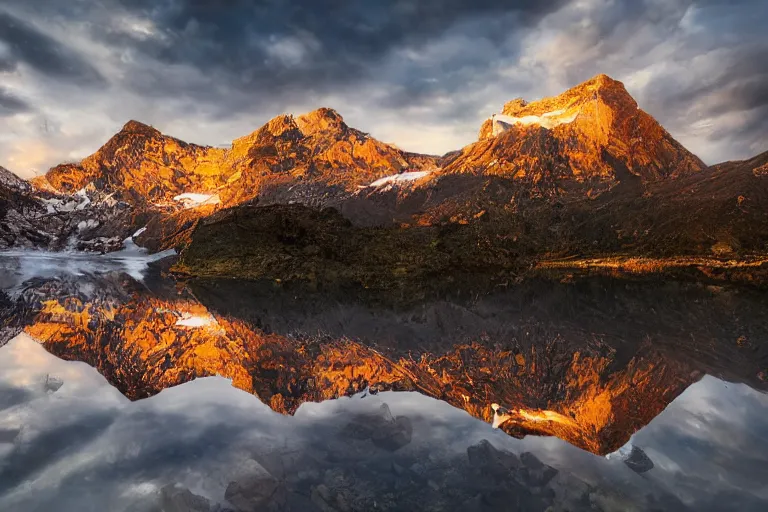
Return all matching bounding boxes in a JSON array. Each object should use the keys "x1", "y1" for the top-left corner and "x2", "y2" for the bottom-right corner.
[
  {"x1": 159, "y1": 484, "x2": 211, "y2": 512},
  {"x1": 341, "y1": 403, "x2": 413, "y2": 452},
  {"x1": 622, "y1": 445, "x2": 654, "y2": 474},
  {"x1": 225, "y1": 473, "x2": 285, "y2": 512}
]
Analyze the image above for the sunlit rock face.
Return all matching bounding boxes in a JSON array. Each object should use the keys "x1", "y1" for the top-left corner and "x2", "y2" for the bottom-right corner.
[
  {"x1": 4, "y1": 266, "x2": 766, "y2": 456},
  {"x1": 470, "y1": 74, "x2": 705, "y2": 186},
  {"x1": 30, "y1": 110, "x2": 437, "y2": 210},
  {"x1": 7, "y1": 73, "x2": 756, "y2": 259},
  {"x1": 16, "y1": 74, "x2": 708, "y2": 254},
  {"x1": 25, "y1": 108, "x2": 438, "y2": 252}
]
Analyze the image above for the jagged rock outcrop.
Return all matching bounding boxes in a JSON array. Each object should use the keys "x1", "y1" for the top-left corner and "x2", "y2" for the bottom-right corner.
[{"x1": 1, "y1": 165, "x2": 135, "y2": 252}]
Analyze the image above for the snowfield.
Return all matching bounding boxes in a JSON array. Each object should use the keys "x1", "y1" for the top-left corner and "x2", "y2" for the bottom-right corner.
[{"x1": 175, "y1": 313, "x2": 218, "y2": 328}]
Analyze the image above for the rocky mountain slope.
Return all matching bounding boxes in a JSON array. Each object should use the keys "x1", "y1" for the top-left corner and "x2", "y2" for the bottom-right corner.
[
  {"x1": 26, "y1": 108, "x2": 439, "y2": 251},
  {"x1": 176, "y1": 147, "x2": 768, "y2": 290},
  {"x1": 345, "y1": 75, "x2": 709, "y2": 227},
  {"x1": 30, "y1": 109, "x2": 438, "y2": 209},
  {"x1": 472, "y1": 74, "x2": 705, "y2": 183},
  {"x1": 11, "y1": 73, "x2": 716, "y2": 253}
]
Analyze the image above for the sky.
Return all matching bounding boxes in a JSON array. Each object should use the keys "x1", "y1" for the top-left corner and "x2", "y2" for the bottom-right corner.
[{"x1": 0, "y1": 0, "x2": 766, "y2": 178}]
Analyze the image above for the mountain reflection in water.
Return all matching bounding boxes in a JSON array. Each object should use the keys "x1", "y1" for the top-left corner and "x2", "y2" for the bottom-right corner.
[{"x1": 1, "y1": 253, "x2": 767, "y2": 511}]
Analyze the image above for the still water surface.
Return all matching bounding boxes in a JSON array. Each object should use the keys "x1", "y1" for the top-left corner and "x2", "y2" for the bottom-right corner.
[{"x1": 0, "y1": 252, "x2": 766, "y2": 511}]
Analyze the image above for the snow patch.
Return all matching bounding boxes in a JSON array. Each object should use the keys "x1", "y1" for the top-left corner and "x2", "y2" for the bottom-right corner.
[
  {"x1": 368, "y1": 170, "x2": 432, "y2": 191},
  {"x1": 491, "y1": 109, "x2": 579, "y2": 135},
  {"x1": 491, "y1": 403, "x2": 513, "y2": 429},
  {"x1": 175, "y1": 314, "x2": 217, "y2": 328},
  {"x1": 74, "y1": 188, "x2": 91, "y2": 210},
  {"x1": 76, "y1": 219, "x2": 100, "y2": 232},
  {"x1": 173, "y1": 193, "x2": 221, "y2": 209},
  {"x1": 606, "y1": 438, "x2": 635, "y2": 461},
  {"x1": 41, "y1": 197, "x2": 77, "y2": 213}
]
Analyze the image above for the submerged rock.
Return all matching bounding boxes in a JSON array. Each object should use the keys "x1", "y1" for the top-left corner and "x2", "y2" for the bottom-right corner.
[
  {"x1": 123, "y1": 484, "x2": 211, "y2": 512},
  {"x1": 623, "y1": 445, "x2": 655, "y2": 474},
  {"x1": 43, "y1": 374, "x2": 64, "y2": 394},
  {"x1": 159, "y1": 484, "x2": 211, "y2": 512},
  {"x1": 340, "y1": 403, "x2": 413, "y2": 452},
  {"x1": 466, "y1": 439, "x2": 520, "y2": 480},
  {"x1": 225, "y1": 471, "x2": 285, "y2": 512}
]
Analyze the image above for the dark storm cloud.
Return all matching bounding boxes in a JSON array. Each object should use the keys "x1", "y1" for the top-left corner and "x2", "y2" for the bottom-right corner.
[
  {"x1": 97, "y1": 0, "x2": 566, "y2": 100},
  {"x1": 0, "y1": 11, "x2": 105, "y2": 85},
  {"x1": 0, "y1": 88, "x2": 30, "y2": 115}
]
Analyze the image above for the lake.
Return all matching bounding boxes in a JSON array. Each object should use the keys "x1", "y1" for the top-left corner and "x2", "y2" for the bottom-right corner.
[{"x1": 1, "y1": 251, "x2": 767, "y2": 511}]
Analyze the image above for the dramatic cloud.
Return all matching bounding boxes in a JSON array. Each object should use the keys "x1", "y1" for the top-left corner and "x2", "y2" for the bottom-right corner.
[
  {"x1": 0, "y1": 0, "x2": 765, "y2": 177},
  {"x1": 0, "y1": 87, "x2": 29, "y2": 116}
]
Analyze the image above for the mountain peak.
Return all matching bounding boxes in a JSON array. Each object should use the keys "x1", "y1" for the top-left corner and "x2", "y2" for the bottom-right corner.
[
  {"x1": 470, "y1": 73, "x2": 705, "y2": 183},
  {"x1": 0, "y1": 165, "x2": 32, "y2": 194},
  {"x1": 586, "y1": 73, "x2": 620, "y2": 87},
  {"x1": 119, "y1": 120, "x2": 162, "y2": 137},
  {"x1": 296, "y1": 107, "x2": 347, "y2": 137}
]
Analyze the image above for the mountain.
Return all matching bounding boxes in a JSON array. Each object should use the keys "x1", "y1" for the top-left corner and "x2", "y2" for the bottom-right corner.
[
  {"x1": 28, "y1": 109, "x2": 440, "y2": 251},
  {"x1": 344, "y1": 75, "x2": 709, "y2": 227},
  {"x1": 21, "y1": 74, "x2": 710, "y2": 253},
  {"x1": 0, "y1": 166, "x2": 49, "y2": 249},
  {"x1": 32, "y1": 121, "x2": 215, "y2": 204},
  {"x1": 32, "y1": 109, "x2": 438, "y2": 210},
  {"x1": 8, "y1": 74, "x2": 766, "y2": 266},
  {"x1": 469, "y1": 74, "x2": 704, "y2": 184},
  {"x1": 1, "y1": 162, "x2": 135, "y2": 252}
]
